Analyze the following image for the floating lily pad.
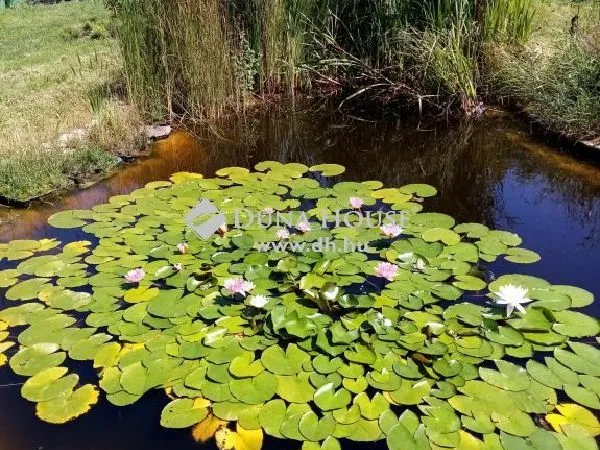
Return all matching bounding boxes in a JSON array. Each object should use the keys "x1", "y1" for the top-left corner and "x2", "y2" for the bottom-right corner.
[
  {"x1": 0, "y1": 163, "x2": 595, "y2": 450},
  {"x1": 36, "y1": 384, "x2": 99, "y2": 424},
  {"x1": 160, "y1": 398, "x2": 210, "y2": 428},
  {"x1": 21, "y1": 367, "x2": 79, "y2": 402},
  {"x1": 309, "y1": 164, "x2": 345, "y2": 176},
  {"x1": 48, "y1": 210, "x2": 92, "y2": 229}
]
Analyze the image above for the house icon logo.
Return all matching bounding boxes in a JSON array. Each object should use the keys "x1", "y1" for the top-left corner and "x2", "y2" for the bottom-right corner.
[{"x1": 184, "y1": 199, "x2": 226, "y2": 239}]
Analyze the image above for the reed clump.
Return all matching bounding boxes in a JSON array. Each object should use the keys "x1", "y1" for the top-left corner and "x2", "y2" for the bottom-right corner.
[{"x1": 109, "y1": 0, "x2": 537, "y2": 117}]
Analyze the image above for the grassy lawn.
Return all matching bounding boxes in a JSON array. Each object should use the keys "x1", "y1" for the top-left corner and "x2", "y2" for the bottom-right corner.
[
  {"x1": 531, "y1": 0, "x2": 597, "y2": 46},
  {"x1": 0, "y1": 0, "x2": 141, "y2": 203},
  {"x1": 488, "y1": 0, "x2": 600, "y2": 142}
]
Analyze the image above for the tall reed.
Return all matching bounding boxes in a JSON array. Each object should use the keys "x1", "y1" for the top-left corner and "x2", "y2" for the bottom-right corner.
[
  {"x1": 110, "y1": 0, "x2": 536, "y2": 118},
  {"x1": 485, "y1": 0, "x2": 535, "y2": 44}
]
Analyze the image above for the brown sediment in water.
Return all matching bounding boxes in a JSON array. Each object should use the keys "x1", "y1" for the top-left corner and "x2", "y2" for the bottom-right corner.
[
  {"x1": 505, "y1": 130, "x2": 600, "y2": 188},
  {"x1": 0, "y1": 111, "x2": 599, "y2": 246}
]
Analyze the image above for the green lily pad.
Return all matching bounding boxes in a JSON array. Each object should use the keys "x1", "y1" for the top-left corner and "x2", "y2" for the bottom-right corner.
[
  {"x1": 422, "y1": 228, "x2": 461, "y2": 246},
  {"x1": 261, "y1": 343, "x2": 310, "y2": 375},
  {"x1": 36, "y1": 384, "x2": 99, "y2": 424},
  {"x1": 277, "y1": 373, "x2": 315, "y2": 403},
  {"x1": 479, "y1": 360, "x2": 530, "y2": 391},
  {"x1": 309, "y1": 164, "x2": 345, "y2": 177},
  {"x1": 314, "y1": 382, "x2": 351, "y2": 411},
  {"x1": 299, "y1": 411, "x2": 337, "y2": 441},
  {"x1": 21, "y1": 367, "x2": 79, "y2": 402},
  {"x1": 160, "y1": 398, "x2": 209, "y2": 428}
]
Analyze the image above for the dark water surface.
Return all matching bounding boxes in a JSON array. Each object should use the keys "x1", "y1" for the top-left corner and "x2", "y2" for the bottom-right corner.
[{"x1": 0, "y1": 107, "x2": 599, "y2": 449}]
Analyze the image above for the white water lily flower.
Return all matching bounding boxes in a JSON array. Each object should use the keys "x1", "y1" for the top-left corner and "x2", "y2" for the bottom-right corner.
[
  {"x1": 414, "y1": 258, "x2": 426, "y2": 271},
  {"x1": 494, "y1": 284, "x2": 532, "y2": 317},
  {"x1": 377, "y1": 312, "x2": 393, "y2": 327},
  {"x1": 248, "y1": 294, "x2": 269, "y2": 308},
  {"x1": 277, "y1": 228, "x2": 290, "y2": 239}
]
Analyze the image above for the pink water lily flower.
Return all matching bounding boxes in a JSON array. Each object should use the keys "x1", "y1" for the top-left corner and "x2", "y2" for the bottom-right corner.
[
  {"x1": 380, "y1": 223, "x2": 403, "y2": 238},
  {"x1": 224, "y1": 278, "x2": 255, "y2": 297},
  {"x1": 296, "y1": 221, "x2": 311, "y2": 233},
  {"x1": 176, "y1": 242, "x2": 189, "y2": 255},
  {"x1": 349, "y1": 196, "x2": 364, "y2": 209},
  {"x1": 375, "y1": 262, "x2": 399, "y2": 281},
  {"x1": 277, "y1": 228, "x2": 290, "y2": 239},
  {"x1": 125, "y1": 268, "x2": 145, "y2": 283}
]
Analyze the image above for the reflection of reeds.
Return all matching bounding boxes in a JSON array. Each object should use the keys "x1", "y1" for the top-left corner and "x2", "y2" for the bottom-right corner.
[
  {"x1": 181, "y1": 104, "x2": 600, "y2": 248},
  {"x1": 184, "y1": 104, "x2": 505, "y2": 226}
]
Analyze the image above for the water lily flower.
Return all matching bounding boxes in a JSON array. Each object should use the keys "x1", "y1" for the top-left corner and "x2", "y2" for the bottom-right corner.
[
  {"x1": 262, "y1": 207, "x2": 275, "y2": 214},
  {"x1": 377, "y1": 312, "x2": 392, "y2": 327},
  {"x1": 414, "y1": 258, "x2": 426, "y2": 271},
  {"x1": 349, "y1": 197, "x2": 364, "y2": 209},
  {"x1": 380, "y1": 223, "x2": 403, "y2": 238},
  {"x1": 296, "y1": 221, "x2": 311, "y2": 233},
  {"x1": 125, "y1": 268, "x2": 145, "y2": 283},
  {"x1": 224, "y1": 278, "x2": 255, "y2": 297},
  {"x1": 248, "y1": 294, "x2": 269, "y2": 308},
  {"x1": 176, "y1": 242, "x2": 189, "y2": 255},
  {"x1": 218, "y1": 223, "x2": 228, "y2": 235},
  {"x1": 397, "y1": 252, "x2": 414, "y2": 262},
  {"x1": 173, "y1": 263, "x2": 183, "y2": 271},
  {"x1": 277, "y1": 228, "x2": 290, "y2": 239},
  {"x1": 493, "y1": 284, "x2": 532, "y2": 317},
  {"x1": 375, "y1": 262, "x2": 399, "y2": 281}
]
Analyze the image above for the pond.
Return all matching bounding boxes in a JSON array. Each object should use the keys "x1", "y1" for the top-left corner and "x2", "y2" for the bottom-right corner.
[{"x1": 0, "y1": 106, "x2": 599, "y2": 450}]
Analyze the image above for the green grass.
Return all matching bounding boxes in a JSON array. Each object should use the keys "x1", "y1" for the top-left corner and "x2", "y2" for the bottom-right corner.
[
  {"x1": 0, "y1": 146, "x2": 119, "y2": 203},
  {"x1": 487, "y1": 0, "x2": 600, "y2": 141},
  {"x1": 0, "y1": 0, "x2": 142, "y2": 202}
]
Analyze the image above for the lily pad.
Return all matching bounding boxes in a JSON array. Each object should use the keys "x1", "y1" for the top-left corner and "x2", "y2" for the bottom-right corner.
[{"x1": 160, "y1": 398, "x2": 210, "y2": 428}]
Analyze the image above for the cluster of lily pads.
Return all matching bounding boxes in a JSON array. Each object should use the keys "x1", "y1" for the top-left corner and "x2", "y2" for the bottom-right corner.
[{"x1": 0, "y1": 162, "x2": 599, "y2": 450}]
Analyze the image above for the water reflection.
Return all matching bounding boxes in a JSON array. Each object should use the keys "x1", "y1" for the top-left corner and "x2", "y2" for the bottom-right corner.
[{"x1": 0, "y1": 106, "x2": 600, "y2": 449}]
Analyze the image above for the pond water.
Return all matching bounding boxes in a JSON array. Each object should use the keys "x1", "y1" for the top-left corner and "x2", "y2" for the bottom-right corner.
[{"x1": 0, "y1": 106, "x2": 599, "y2": 449}]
